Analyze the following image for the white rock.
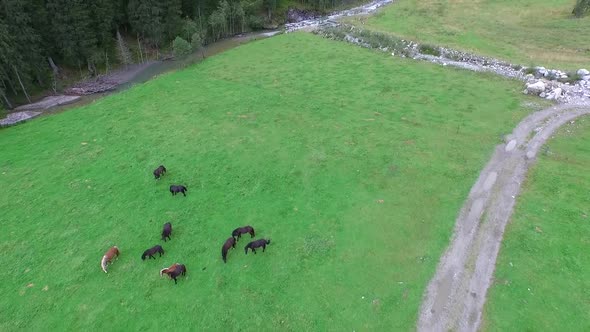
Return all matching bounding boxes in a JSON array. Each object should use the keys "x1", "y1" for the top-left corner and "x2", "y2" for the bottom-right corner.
[
  {"x1": 525, "y1": 81, "x2": 546, "y2": 95},
  {"x1": 539, "y1": 92, "x2": 546, "y2": 98},
  {"x1": 535, "y1": 66, "x2": 547, "y2": 75},
  {"x1": 577, "y1": 69, "x2": 590, "y2": 76},
  {"x1": 583, "y1": 75, "x2": 590, "y2": 81}
]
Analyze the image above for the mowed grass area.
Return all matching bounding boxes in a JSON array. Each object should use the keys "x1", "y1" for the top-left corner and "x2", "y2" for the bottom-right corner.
[
  {"x1": 358, "y1": 0, "x2": 590, "y2": 69},
  {"x1": 483, "y1": 116, "x2": 590, "y2": 331},
  {"x1": 0, "y1": 33, "x2": 536, "y2": 331}
]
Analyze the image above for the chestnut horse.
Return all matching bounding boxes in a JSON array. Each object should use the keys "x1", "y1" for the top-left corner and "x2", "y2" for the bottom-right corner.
[
  {"x1": 153, "y1": 165, "x2": 167, "y2": 180},
  {"x1": 232, "y1": 226, "x2": 255, "y2": 241},
  {"x1": 101, "y1": 246, "x2": 120, "y2": 273},
  {"x1": 221, "y1": 237, "x2": 236, "y2": 263},
  {"x1": 244, "y1": 239, "x2": 271, "y2": 254},
  {"x1": 141, "y1": 245, "x2": 164, "y2": 260},
  {"x1": 160, "y1": 263, "x2": 187, "y2": 284}
]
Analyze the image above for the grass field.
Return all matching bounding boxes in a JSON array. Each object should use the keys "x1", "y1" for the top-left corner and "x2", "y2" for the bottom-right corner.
[
  {"x1": 357, "y1": 0, "x2": 590, "y2": 70},
  {"x1": 0, "y1": 33, "x2": 537, "y2": 331},
  {"x1": 483, "y1": 116, "x2": 590, "y2": 331}
]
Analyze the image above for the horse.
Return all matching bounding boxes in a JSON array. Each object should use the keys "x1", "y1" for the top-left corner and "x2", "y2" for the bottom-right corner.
[
  {"x1": 244, "y1": 239, "x2": 271, "y2": 254},
  {"x1": 161, "y1": 222, "x2": 172, "y2": 242},
  {"x1": 153, "y1": 165, "x2": 167, "y2": 180},
  {"x1": 221, "y1": 237, "x2": 236, "y2": 263},
  {"x1": 141, "y1": 245, "x2": 164, "y2": 260},
  {"x1": 170, "y1": 185, "x2": 187, "y2": 196},
  {"x1": 160, "y1": 263, "x2": 187, "y2": 284},
  {"x1": 232, "y1": 226, "x2": 255, "y2": 241},
  {"x1": 101, "y1": 246, "x2": 120, "y2": 273}
]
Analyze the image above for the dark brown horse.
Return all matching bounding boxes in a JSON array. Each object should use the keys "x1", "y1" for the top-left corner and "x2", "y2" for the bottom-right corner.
[
  {"x1": 153, "y1": 165, "x2": 167, "y2": 180},
  {"x1": 160, "y1": 263, "x2": 187, "y2": 284},
  {"x1": 101, "y1": 246, "x2": 120, "y2": 273},
  {"x1": 232, "y1": 226, "x2": 255, "y2": 241},
  {"x1": 221, "y1": 237, "x2": 236, "y2": 263},
  {"x1": 170, "y1": 185, "x2": 187, "y2": 196},
  {"x1": 244, "y1": 239, "x2": 271, "y2": 254},
  {"x1": 141, "y1": 245, "x2": 164, "y2": 260},
  {"x1": 162, "y1": 222, "x2": 172, "y2": 242}
]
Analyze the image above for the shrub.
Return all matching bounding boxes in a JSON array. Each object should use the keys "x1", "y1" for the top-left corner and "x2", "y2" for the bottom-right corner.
[
  {"x1": 573, "y1": 0, "x2": 590, "y2": 17},
  {"x1": 418, "y1": 44, "x2": 441, "y2": 56},
  {"x1": 172, "y1": 36, "x2": 192, "y2": 57},
  {"x1": 558, "y1": 71, "x2": 582, "y2": 84}
]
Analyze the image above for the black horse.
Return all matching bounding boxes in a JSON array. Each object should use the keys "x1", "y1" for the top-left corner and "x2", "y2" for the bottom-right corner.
[
  {"x1": 141, "y1": 245, "x2": 164, "y2": 260},
  {"x1": 221, "y1": 237, "x2": 236, "y2": 263},
  {"x1": 170, "y1": 185, "x2": 187, "y2": 196},
  {"x1": 245, "y1": 239, "x2": 271, "y2": 254},
  {"x1": 232, "y1": 226, "x2": 255, "y2": 241},
  {"x1": 162, "y1": 222, "x2": 172, "y2": 242},
  {"x1": 153, "y1": 165, "x2": 167, "y2": 180}
]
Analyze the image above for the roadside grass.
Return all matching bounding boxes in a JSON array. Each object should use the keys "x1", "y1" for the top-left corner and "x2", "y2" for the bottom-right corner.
[
  {"x1": 0, "y1": 33, "x2": 537, "y2": 331},
  {"x1": 354, "y1": 0, "x2": 590, "y2": 70},
  {"x1": 483, "y1": 116, "x2": 590, "y2": 331}
]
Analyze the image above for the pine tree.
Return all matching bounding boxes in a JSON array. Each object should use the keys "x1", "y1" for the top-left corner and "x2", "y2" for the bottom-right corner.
[
  {"x1": 162, "y1": 0, "x2": 183, "y2": 42},
  {"x1": 116, "y1": 30, "x2": 133, "y2": 67},
  {"x1": 128, "y1": 0, "x2": 164, "y2": 47}
]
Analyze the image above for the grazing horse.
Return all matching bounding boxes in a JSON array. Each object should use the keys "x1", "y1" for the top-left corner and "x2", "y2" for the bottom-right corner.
[
  {"x1": 170, "y1": 185, "x2": 187, "y2": 196},
  {"x1": 153, "y1": 165, "x2": 167, "y2": 180},
  {"x1": 101, "y1": 246, "x2": 120, "y2": 273},
  {"x1": 141, "y1": 245, "x2": 164, "y2": 260},
  {"x1": 232, "y1": 226, "x2": 255, "y2": 241},
  {"x1": 244, "y1": 239, "x2": 271, "y2": 254},
  {"x1": 221, "y1": 237, "x2": 236, "y2": 263},
  {"x1": 160, "y1": 263, "x2": 187, "y2": 284},
  {"x1": 161, "y1": 222, "x2": 172, "y2": 242}
]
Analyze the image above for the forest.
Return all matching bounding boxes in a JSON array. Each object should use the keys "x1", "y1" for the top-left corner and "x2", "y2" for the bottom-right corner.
[{"x1": 0, "y1": 0, "x2": 351, "y2": 108}]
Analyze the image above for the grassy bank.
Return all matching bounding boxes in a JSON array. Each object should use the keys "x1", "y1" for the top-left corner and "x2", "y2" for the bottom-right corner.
[
  {"x1": 0, "y1": 33, "x2": 536, "y2": 331},
  {"x1": 483, "y1": 116, "x2": 590, "y2": 331},
  {"x1": 359, "y1": 0, "x2": 590, "y2": 69}
]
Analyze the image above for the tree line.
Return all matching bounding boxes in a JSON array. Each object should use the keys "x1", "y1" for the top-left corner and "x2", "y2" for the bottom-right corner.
[{"x1": 0, "y1": 0, "x2": 352, "y2": 108}]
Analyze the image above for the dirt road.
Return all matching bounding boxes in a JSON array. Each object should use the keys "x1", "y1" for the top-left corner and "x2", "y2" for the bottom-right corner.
[{"x1": 417, "y1": 103, "x2": 590, "y2": 332}]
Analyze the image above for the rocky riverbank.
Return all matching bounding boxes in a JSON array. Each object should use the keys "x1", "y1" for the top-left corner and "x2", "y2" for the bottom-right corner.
[{"x1": 315, "y1": 24, "x2": 590, "y2": 104}]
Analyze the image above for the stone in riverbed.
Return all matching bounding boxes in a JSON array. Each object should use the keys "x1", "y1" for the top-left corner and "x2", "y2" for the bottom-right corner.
[
  {"x1": 525, "y1": 81, "x2": 546, "y2": 95},
  {"x1": 577, "y1": 68, "x2": 589, "y2": 76}
]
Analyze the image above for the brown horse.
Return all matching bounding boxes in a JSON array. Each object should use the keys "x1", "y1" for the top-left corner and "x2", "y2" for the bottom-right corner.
[
  {"x1": 221, "y1": 237, "x2": 236, "y2": 263},
  {"x1": 232, "y1": 226, "x2": 255, "y2": 241},
  {"x1": 160, "y1": 263, "x2": 187, "y2": 284},
  {"x1": 153, "y1": 165, "x2": 167, "y2": 180},
  {"x1": 101, "y1": 246, "x2": 120, "y2": 273},
  {"x1": 244, "y1": 239, "x2": 271, "y2": 254}
]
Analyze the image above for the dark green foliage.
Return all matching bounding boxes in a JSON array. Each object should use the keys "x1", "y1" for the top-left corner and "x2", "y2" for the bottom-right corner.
[
  {"x1": 418, "y1": 44, "x2": 441, "y2": 56},
  {"x1": 573, "y1": 0, "x2": 590, "y2": 17},
  {"x1": 172, "y1": 36, "x2": 191, "y2": 57},
  {"x1": 0, "y1": 0, "x2": 354, "y2": 106}
]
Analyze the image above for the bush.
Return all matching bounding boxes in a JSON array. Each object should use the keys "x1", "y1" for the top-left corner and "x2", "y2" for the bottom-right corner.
[
  {"x1": 418, "y1": 44, "x2": 441, "y2": 57},
  {"x1": 573, "y1": 0, "x2": 590, "y2": 17},
  {"x1": 173, "y1": 37, "x2": 192, "y2": 57}
]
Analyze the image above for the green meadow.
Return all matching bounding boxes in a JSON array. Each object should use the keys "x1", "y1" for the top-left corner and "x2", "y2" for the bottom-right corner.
[
  {"x1": 484, "y1": 116, "x2": 590, "y2": 331},
  {"x1": 0, "y1": 33, "x2": 537, "y2": 330},
  {"x1": 359, "y1": 0, "x2": 590, "y2": 69}
]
